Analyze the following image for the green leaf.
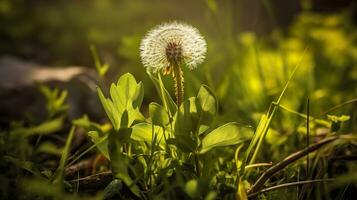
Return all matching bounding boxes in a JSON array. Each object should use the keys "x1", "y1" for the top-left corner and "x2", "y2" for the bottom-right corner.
[
  {"x1": 12, "y1": 117, "x2": 64, "y2": 137},
  {"x1": 147, "y1": 72, "x2": 177, "y2": 115},
  {"x1": 38, "y1": 85, "x2": 69, "y2": 117},
  {"x1": 53, "y1": 126, "x2": 76, "y2": 186},
  {"x1": 108, "y1": 128, "x2": 142, "y2": 198},
  {"x1": 36, "y1": 142, "x2": 63, "y2": 156},
  {"x1": 174, "y1": 97, "x2": 199, "y2": 136},
  {"x1": 245, "y1": 114, "x2": 268, "y2": 162},
  {"x1": 171, "y1": 97, "x2": 199, "y2": 152},
  {"x1": 103, "y1": 179, "x2": 124, "y2": 199},
  {"x1": 72, "y1": 115, "x2": 103, "y2": 132},
  {"x1": 112, "y1": 73, "x2": 138, "y2": 108},
  {"x1": 97, "y1": 73, "x2": 145, "y2": 130},
  {"x1": 237, "y1": 178, "x2": 248, "y2": 200},
  {"x1": 88, "y1": 131, "x2": 109, "y2": 158},
  {"x1": 200, "y1": 122, "x2": 253, "y2": 154},
  {"x1": 185, "y1": 179, "x2": 198, "y2": 198},
  {"x1": 132, "y1": 82, "x2": 144, "y2": 109},
  {"x1": 3, "y1": 156, "x2": 43, "y2": 178},
  {"x1": 130, "y1": 123, "x2": 166, "y2": 145},
  {"x1": 328, "y1": 114, "x2": 350, "y2": 132},
  {"x1": 167, "y1": 135, "x2": 197, "y2": 153},
  {"x1": 149, "y1": 102, "x2": 170, "y2": 127},
  {"x1": 90, "y1": 45, "x2": 110, "y2": 77},
  {"x1": 327, "y1": 115, "x2": 350, "y2": 123},
  {"x1": 97, "y1": 87, "x2": 120, "y2": 130},
  {"x1": 196, "y1": 85, "x2": 218, "y2": 135}
]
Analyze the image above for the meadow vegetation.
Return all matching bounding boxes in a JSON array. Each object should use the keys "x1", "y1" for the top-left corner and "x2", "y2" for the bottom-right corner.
[{"x1": 0, "y1": 0, "x2": 356, "y2": 199}]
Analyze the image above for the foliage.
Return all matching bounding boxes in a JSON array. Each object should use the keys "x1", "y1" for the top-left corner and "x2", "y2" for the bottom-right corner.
[{"x1": 0, "y1": 1, "x2": 356, "y2": 199}]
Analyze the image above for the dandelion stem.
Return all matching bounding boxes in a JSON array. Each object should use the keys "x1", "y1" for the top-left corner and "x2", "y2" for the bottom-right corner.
[{"x1": 172, "y1": 62, "x2": 184, "y2": 106}]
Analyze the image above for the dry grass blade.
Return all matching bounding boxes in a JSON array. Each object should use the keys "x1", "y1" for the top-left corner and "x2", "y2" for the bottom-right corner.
[{"x1": 248, "y1": 136, "x2": 339, "y2": 194}]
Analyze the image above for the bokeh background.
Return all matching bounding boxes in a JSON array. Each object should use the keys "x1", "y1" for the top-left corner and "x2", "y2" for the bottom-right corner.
[
  {"x1": 1, "y1": 0, "x2": 356, "y2": 127},
  {"x1": 0, "y1": 0, "x2": 357, "y2": 199}
]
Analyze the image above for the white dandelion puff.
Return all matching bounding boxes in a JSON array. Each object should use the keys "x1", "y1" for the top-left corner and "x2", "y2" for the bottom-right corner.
[{"x1": 140, "y1": 22, "x2": 207, "y2": 73}]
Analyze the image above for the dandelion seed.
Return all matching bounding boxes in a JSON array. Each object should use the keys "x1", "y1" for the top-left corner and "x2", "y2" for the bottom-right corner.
[{"x1": 140, "y1": 22, "x2": 207, "y2": 105}]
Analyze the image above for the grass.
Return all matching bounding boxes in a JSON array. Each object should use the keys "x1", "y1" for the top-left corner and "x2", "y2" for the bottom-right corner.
[{"x1": 0, "y1": 3, "x2": 356, "y2": 200}]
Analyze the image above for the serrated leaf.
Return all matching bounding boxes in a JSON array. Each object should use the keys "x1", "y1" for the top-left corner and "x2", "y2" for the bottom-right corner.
[
  {"x1": 200, "y1": 122, "x2": 253, "y2": 154},
  {"x1": 97, "y1": 73, "x2": 145, "y2": 130},
  {"x1": 97, "y1": 87, "x2": 119, "y2": 130}
]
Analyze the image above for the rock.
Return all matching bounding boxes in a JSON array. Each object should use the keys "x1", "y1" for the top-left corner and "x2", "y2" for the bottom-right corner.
[{"x1": 0, "y1": 56, "x2": 103, "y2": 126}]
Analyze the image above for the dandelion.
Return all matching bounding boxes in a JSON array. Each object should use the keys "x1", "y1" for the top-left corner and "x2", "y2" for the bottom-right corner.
[{"x1": 140, "y1": 22, "x2": 207, "y2": 106}]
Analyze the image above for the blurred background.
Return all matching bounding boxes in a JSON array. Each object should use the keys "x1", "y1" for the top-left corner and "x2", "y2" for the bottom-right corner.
[
  {"x1": 0, "y1": 1, "x2": 357, "y2": 199},
  {"x1": 0, "y1": 0, "x2": 356, "y2": 131}
]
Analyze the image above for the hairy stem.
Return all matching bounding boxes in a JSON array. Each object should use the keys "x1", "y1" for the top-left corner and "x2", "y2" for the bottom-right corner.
[{"x1": 172, "y1": 62, "x2": 184, "y2": 106}]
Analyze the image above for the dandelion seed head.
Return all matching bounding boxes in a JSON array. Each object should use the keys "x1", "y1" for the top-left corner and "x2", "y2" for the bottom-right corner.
[{"x1": 140, "y1": 22, "x2": 207, "y2": 73}]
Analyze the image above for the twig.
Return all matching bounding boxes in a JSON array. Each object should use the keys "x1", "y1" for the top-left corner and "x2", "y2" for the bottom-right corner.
[
  {"x1": 248, "y1": 179, "x2": 335, "y2": 198},
  {"x1": 69, "y1": 171, "x2": 113, "y2": 190},
  {"x1": 65, "y1": 159, "x2": 93, "y2": 178},
  {"x1": 248, "y1": 136, "x2": 338, "y2": 194}
]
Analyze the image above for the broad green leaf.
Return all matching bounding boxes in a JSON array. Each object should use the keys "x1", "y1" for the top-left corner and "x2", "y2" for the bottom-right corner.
[
  {"x1": 172, "y1": 98, "x2": 199, "y2": 152},
  {"x1": 120, "y1": 109, "x2": 129, "y2": 128},
  {"x1": 109, "y1": 128, "x2": 142, "y2": 198},
  {"x1": 113, "y1": 73, "x2": 138, "y2": 108},
  {"x1": 132, "y1": 82, "x2": 144, "y2": 109},
  {"x1": 167, "y1": 135, "x2": 197, "y2": 153},
  {"x1": 97, "y1": 87, "x2": 119, "y2": 130},
  {"x1": 130, "y1": 123, "x2": 166, "y2": 145},
  {"x1": 149, "y1": 102, "x2": 170, "y2": 127},
  {"x1": 97, "y1": 73, "x2": 145, "y2": 130},
  {"x1": 200, "y1": 122, "x2": 253, "y2": 154},
  {"x1": 174, "y1": 97, "x2": 199, "y2": 136},
  {"x1": 196, "y1": 85, "x2": 218, "y2": 135}
]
